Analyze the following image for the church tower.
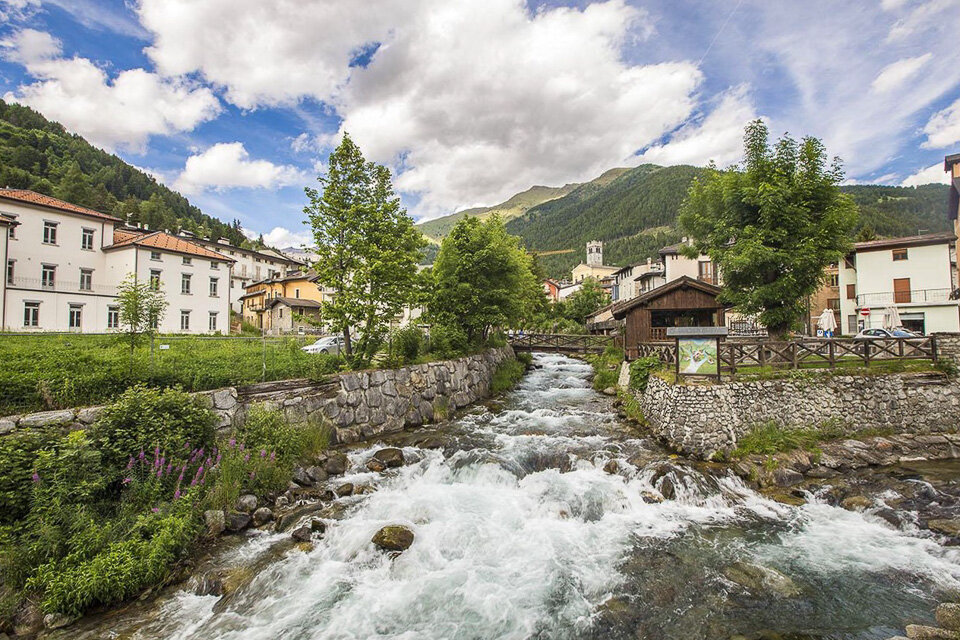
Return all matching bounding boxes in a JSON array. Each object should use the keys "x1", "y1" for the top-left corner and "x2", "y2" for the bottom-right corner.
[{"x1": 586, "y1": 241, "x2": 603, "y2": 266}]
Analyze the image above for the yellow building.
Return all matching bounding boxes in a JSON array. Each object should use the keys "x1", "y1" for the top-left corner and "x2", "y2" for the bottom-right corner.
[
  {"x1": 240, "y1": 269, "x2": 333, "y2": 334},
  {"x1": 571, "y1": 241, "x2": 619, "y2": 283}
]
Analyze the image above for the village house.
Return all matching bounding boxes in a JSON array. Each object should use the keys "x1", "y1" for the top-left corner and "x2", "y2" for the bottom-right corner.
[
  {"x1": 658, "y1": 239, "x2": 717, "y2": 285},
  {"x1": 0, "y1": 189, "x2": 235, "y2": 334},
  {"x1": 838, "y1": 232, "x2": 959, "y2": 335},
  {"x1": 610, "y1": 259, "x2": 665, "y2": 302},
  {"x1": 571, "y1": 241, "x2": 619, "y2": 283},
  {"x1": 807, "y1": 262, "x2": 841, "y2": 335},
  {"x1": 947, "y1": 153, "x2": 960, "y2": 283},
  {"x1": 240, "y1": 268, "x2": 333, "y2": 333}
]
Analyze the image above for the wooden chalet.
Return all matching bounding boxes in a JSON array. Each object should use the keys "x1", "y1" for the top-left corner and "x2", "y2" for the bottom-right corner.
[{"x1": 612, "y1": 275, "x2": 728, "y2": 359}]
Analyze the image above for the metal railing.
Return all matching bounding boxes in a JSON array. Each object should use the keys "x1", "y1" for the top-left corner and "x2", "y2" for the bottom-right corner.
[
  {"x1": 7, "y1": 276, "x2": 116, "y2": 295},
  {"x1": 856, "y1": 288, "x2": 952, "y2": 306},
  {"x1": 637, "y1": 335, "x2": 938, "y2": 373}
]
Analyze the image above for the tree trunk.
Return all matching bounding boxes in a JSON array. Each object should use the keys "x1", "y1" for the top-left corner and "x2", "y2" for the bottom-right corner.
[{"x1": 343, "y1": 326, "x2": 353, "y2": 357}]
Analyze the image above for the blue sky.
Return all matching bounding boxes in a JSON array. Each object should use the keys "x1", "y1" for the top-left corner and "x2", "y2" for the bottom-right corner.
[{"x1": 1, "y1": 0, "x2": 959, "y2": 249}]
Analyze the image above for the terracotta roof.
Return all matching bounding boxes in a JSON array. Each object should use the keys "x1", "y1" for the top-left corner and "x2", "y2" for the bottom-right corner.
[
  {"x1": 0, "y1": 189, "x2": 121, "y2": 222},
  {"x1": 853, "y1": 232, "x2": 956, "y2": 252},
  {"x1": 106, "y1": 230, "x2": 235, "y2": 262},
  {"x1": 0, "y1": 213, "x2": 18, "y2": 226},
  {"x1": 611, "y1": 276, "x2": 727, "y2": 319}
]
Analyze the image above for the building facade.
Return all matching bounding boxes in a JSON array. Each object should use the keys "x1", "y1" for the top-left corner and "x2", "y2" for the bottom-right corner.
[
  {"x1": 808, "y1": 262, "x2": 841, "y2": 334},
  {"x1": 659, "y1": 240, "x2": 716, "y2": 285},
  {"x1": 0, "y1": 189, "x2": 234, "y2": 334},
  {"x1": 839, "y1": 232, "x2": 959, "y2": 335},
  {"x1": 571, "y1": 241, "x2": 619, "y2": 283},
  {"x1": 241, "y1": 269, "x2": 333, "y2": 333},
  {"x1": 610, "y1": 259, "x2": 665, "y2": 302}
]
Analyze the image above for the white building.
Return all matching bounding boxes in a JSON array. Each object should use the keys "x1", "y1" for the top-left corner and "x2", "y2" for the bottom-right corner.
[
  {"x1": 659, "y1": 240, "x2": 717, "y2": 285},
  {"x1": 1, "y1": 189, "x2": 235, "y2": 334},
  {"x1": 610, "y1": 259, "x2": 665, "y2": 302},
  {"x1": 571, "y1": 241, "x2": 619, "y2": 283},
  {"x1": 839, "y1": 232, "x2": 959, "y2": 335},
  {"x1": 185, "y1": 235, "x2": 303, "y2": 313}
]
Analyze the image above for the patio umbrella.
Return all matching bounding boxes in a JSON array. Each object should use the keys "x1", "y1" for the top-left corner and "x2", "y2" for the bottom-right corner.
[
  {"x1": 817, "y1": 308, "x2": 837, "y2": 334},
  {"x1": 883, "y1": 306, "x2": 902, "y2": 331}
]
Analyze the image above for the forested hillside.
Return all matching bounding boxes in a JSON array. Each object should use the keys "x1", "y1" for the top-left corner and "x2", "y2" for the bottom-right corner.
[{"x1": 0, "y1": 99, "x2": 249, "y2": 246}]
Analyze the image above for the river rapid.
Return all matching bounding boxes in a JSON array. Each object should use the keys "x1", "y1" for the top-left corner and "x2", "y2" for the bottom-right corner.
[{"x1": 61, "y1": 353, "x2": 960, "y2": 640}]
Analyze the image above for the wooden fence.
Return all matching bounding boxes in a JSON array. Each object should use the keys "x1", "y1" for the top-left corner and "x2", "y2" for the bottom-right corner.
[
  {"x1": 509, "y1": 333, "x2": 621, "y2": 354},
  {"x1": 636, "y1": 336, "x2": 938, "y2": 373}
]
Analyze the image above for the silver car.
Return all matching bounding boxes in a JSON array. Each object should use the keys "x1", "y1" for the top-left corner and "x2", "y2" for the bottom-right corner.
[{"x1": 302, "y1": 335, "x2": 344, "y2": 355}]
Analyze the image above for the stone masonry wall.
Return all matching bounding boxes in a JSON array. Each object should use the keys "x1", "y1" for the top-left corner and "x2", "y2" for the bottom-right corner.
[
  {"x1": 0, "y1": 347, "x2": 515, "y2": 445},
  {"x1": 640, "y1": 371, "x2": 960, "y2": 459}
]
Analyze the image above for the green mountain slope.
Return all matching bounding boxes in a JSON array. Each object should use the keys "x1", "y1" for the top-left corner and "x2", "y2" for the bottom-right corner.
[
  {"x1": 842, "y1": 184, "x2": 951, "y2": 238},
  {"x1": 0, "y1": 99, "x2": 249, "y2": 246}
]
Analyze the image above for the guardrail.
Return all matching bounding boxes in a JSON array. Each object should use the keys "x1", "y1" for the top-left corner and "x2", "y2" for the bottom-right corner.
[
  {"x1": 856, "y1": 288, "x2": 952, "y2": 306},
  {"x1": 509, "y1": 333, "x2": 621, "y2": 354},
  {"x1": 636, "y1": 336, "x2": 938, "y2": 373}
]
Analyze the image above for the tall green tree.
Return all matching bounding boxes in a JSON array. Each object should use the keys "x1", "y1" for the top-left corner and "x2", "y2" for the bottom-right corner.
[
  {"x1": 561, "y1": 277, "x2": 606, "y2": 326},
  {"x1": 115, "y1": 273, "x2": 168, "y2": 372},
  {"x1": 678, "y1": 120, "x2": 857, "y2": 338},
  {"x1": 55, "y1": 161, "x2": 91, "y2": 206},
  {"x1": 430, "y1": 215, "x2": 542, "y2": 343},
  {"x1": 305, "y1": 134, "x2": 425, "y2": 364}
]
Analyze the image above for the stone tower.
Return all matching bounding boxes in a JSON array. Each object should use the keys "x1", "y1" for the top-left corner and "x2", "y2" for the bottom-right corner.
[{"x1": 586, "y1": 241, "x2": 603, "y2": 266}]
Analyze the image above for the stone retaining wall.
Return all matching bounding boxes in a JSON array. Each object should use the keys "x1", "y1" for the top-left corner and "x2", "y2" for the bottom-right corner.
[
  {"x1": 640, "y1": 371, "x2": 960, "y2": 459},
  {"x1": 0, "y1": 347, "x2": 515, "y2": 445}
]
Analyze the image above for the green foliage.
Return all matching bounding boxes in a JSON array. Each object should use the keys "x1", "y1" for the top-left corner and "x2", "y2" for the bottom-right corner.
[
  {"x1": 116, "y1": 273, "x2": 169, "y2": 356},
  {"x1": 391, "y1": 326, "x2": 424, "y2": 363},
  {"x1": 305, "y1": 134, "x2": 426, "y2": 366},
  {"x1": 490, "y1": 359, "x2": 526, "y2": 394},
  {"x1": 426, "y1": 324, "x2": 469, "y2": 359},
  {"x1": 936, "y1": 358, "x2": 959, "y2": 377},
  {"x1": 559, "y1": 278, "x2": 607, "y2": 325},
  {"x1": 0, "y1": 99, "x2": 249, "y2": 247},
  {"x1": 616, "y1": 389, "x2": 645, "y2": 424},
  {"x1": 732, "y1": 419, "x2": 854, "y2": 458},
  {"x1": 0, "y1": 430, "x2": 60, "y2": 524},
  {"x1": 628, "y1": 356, "x2": 663, "y2": 392},
  {"x1": 91, "y1": 386, "x2": 216, "y2": 471},
  {"x1": 516, "y1": 352, "x2": 533, "y2": 368},
  {"x1": 430, "y1": 215, "x2": 544, "y2": 344},
  {"x1": 679, "y1": 120, "x2": 857, "y2": 337},
  {"x1": 586, "y1": 347, "x2": 623, "y2": 392}
]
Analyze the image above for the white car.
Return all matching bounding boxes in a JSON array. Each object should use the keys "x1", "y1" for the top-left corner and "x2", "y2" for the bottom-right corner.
[{"x1": 302, "y1": 335, "x2": 344, "y2": 355}]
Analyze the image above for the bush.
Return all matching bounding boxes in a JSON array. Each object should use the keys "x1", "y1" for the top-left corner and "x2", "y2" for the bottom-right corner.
[
  {"x1": 491, "y1": 359, "x2": 526, "y2": 394},
  {"x1": 428, "y1": 324, "x2": 469, "y2": 359},
  {"x1": 0, "y1": 429, "x2": 61, "y2": 524},
  {"x1": 391, "y1": 326, "x2": 424, "y2": 363},
  {"x1": 629, "y1": 356, "x2": 663, "y2": 392},
  {"x1": 91, "y1": 386, "x2": 217, "y2": 472},
  {"x1": 516, "y1": 352, "x2": 533, "y2": 367}
]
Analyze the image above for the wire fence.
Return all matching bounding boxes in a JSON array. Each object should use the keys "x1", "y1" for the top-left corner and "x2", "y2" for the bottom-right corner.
[{"x1": 0, "y1": 332, "x2": 341, "y2": 415}]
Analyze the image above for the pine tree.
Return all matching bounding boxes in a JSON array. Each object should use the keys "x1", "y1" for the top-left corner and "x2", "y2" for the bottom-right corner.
[{"x1": 55, "y1": 161, "x2": 91, "y2": 206}]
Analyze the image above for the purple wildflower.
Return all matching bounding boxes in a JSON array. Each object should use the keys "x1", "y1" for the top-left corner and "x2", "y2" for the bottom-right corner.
[
  {"x1": 244, "y1": 453, "x2": 250, "y2": 462},
  {"x1": 228, "y1": 438, "x2": 236, "y2": 448},
  {"x1": 138, "y1": 449, "x2": 145, "y2": 461},
  {"x1": 269, "y1": 451, "x2": 275, "y2": 462},
  {"x1": 260, "y1": 449, "x2": 266, "y2": 458},
  {"x1": 152, "y1": 507, "x2": 159, "y2": 513},
  {"x1": 249, "y1": 471, "x2": 256, "y2": 479},
  {"x1": 122, "y1": 477, "x2": 132, "y2": 484},
  {"x1": 238, "y1": 443, "x2": 244, "y2": 452},
  {"x1": 174, "y1": 489, "x2": 181, "y2": 499},
  {"x1": 31, "y1": 472, "x2": 40, "y2": 483},
  {"x1": 126, "y1": 457, "x2": 134, "y2": 470}
]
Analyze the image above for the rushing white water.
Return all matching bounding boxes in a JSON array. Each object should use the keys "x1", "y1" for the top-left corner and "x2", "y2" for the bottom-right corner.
[{"x1": 74, "y1": 353, "x2": 960, "y2": 640}]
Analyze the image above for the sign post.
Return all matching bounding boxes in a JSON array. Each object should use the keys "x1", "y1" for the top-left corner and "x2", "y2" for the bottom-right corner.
[{"x1": 667, "y1": 327, "x2": 728, "y2": 382}]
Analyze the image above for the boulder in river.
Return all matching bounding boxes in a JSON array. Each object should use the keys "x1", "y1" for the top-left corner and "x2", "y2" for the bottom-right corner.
[
  {"x1": 292, "y1": 466, "x2": 313, "y2": 487},
  {"x1": 336, "y1": 483, "x2": 354, "y2": 497},
  {"x1": 291, "y1": 525, "x2": 312, "y2": 543},
  {"x1": 226, "y1": 512, "x2": 252, "y2": 533},
  {"x1": 306, "y1": 466, "x2": 329, "y2": 483},
  {"x1": 43, "y1": 613, "x2": 74, "y2": 630},
  {"x1": 601, "y1": 387, "x2": 616, "y2": 396},
  {"x1": 372, "y1": 525, "x2": 415, "y2": 552},
  {"x1": 324, "y1": 452, "x2": 349, "y2": 476},
  {"x1": 366, "y1": 459, "x2": 387, "y2": 472},
  {"x1": 204, "y1": 509, "x2": 226, "y2": 536},
  {"x1": 236, "y1": 494, "x2": 258, "y2": 513},
  {"x1": 840, "y1": 495, "x2": 873, "y2": 511},
  {"x1": 928, "y1": 518, "x2": 960, "y2": 537},
  {"x1": 603, "y1": 459, "x2": 619, "y2": 474},
  {"x1": 371, "y1": 448, "x2": 405, "y2": 468},
  {"x1": 252, "y1": 507, "x2": 273, "y2": 526},
  {"x1": 722, "y1": 562, "x2": 801, "y2": 598}
]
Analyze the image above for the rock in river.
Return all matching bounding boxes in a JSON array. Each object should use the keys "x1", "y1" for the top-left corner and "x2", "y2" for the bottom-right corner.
[
  {"x1": 371, "y1": 448, "x2": 405, "y2": 469},
  {"x1": 372, "y1": 525, "x2": 415, "y2": 552},
  {"x1": 236, "y1": 494, "x2": 258, "y2": 513},
  {"x1": 252, "y1": 507, "x2": 273, "y2": 526},
  {"x1": 204, "y1": 509, "x2": 226, "y2": 536},
  {"x1": 722, "y1": 561, "x2": 801, "y2": 598}
]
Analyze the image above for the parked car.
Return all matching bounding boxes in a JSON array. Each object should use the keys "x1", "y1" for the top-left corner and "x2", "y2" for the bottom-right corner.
[
  {"x1": 853, "y1": 327, "x2": 919, "y2": 339},
  {"x1": 302, "y1": 335, "x2": 344, "y2": 355}
]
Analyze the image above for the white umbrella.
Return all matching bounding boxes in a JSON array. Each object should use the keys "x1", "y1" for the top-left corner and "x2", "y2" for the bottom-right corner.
[
  {"x1": 817, "y1": 308, "x2": 837, "y2": 334},
  {"x1": 883, "y1": 306, "x2": 902, "y2": 331}
]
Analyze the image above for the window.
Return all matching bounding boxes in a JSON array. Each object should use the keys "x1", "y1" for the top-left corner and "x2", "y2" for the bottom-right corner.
[
  {"x1": 7, "y1": 215, "x2": 16, "y2": 239},
  {"x1": 107, "y1": 306, "x2": 119, "y2": 329},
  {"x1": 828, "y1": 298, "x2": 841, "y2": 313},
  {"x1": 79, "y1": 268, "x2": 93, "y2": 291},
  {"x1": 180, "y1": 310, "x2": 190, "y2": 330},
  {"x1": 892, "y1": 248, "x2": 908, "y2": 261},
  {"x1": 894, "y1": 277, "x2": 911, "y2": 304},
  {"x1": 43, "y1": 221, "x2": 58, "y2": 244},
  {"x1": 211, "y1": 261, "x2": 219, "y2": 270},
  {"x1": 828, "y1": 274, "x2": 839, "y2": 287},
  {"x1": 844, "y1": 256, "x2": 855, "y2": 270},
  {"x1": 181, "y1": 273, "x2": 192, "y2": 295},
  {"x1": 6, "y1": 259, "x2": 13, "y2": 285},
  {"x1": 183, "y1": 256, "x2": 192, "y2": 265},
  {"x1": 41, "y1": 264, "x2": 55, "y2": 289},
  {"x1": 294, "y1": 288, "x2": 300, "y2": 298},
  {"x1": 698, "y1": 261, "x2": 715, "y2": 284},
  {"x1": 150, "y1": 251, "x2": 161, "y2": 261},
  {"x1": 81, "y1": 228, "x2": 95, "y2": 250},
  {"x1": 23, "y1": 302, "x2": 39, "y2": 327},
  {"x1": 846, "y1": 284, "x2": 856, "y2": 300},
  {"x1": 150, "y1": 269, "x2": 162, "y2": 291},
  {"x1": 848, "y1": 314, "x2": 859, "y2": 334},
  {"x1": 209, "y1": 277, "x2": 218, "y2": 297},
  {"x1": 208, "y1": 312, "x2": 218, "y2": 332},
  {"x1": 279, "y1": 307, "x2": 283, "y2": 319},
  {"x1": 68, "y1": 304, "x2": 82, "y2": 330},
  {"x1": 255, "y1": 266, "x2": 262, "y2": 279}
]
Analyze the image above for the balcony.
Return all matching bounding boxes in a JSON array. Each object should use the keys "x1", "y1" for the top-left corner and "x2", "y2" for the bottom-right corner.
[
  {"x1": 7, "y1": 276, "x2": 115, "y2": 295},
  {"x1": 855, "y1": 288, "x2": 954, "y2": 307}
]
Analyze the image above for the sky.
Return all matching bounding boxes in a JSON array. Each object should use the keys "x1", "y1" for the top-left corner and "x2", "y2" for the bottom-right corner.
[{"x1": 1, "y1": 0, "x2": 959, "y2": 249}]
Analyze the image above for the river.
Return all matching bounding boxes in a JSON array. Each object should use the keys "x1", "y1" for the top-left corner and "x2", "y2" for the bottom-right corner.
[{"x1": 62, "y1": 353, "x2": 960, "y2": 639}]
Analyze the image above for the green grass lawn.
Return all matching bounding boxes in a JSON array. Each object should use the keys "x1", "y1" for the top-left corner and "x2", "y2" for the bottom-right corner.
[{"x1": 0, "y1": 333, "x2": 339, "y2": 415}]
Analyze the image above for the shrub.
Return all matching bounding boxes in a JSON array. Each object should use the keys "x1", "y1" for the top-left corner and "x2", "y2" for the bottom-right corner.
[
  {"x1": 428, "y1": 324, "x2": 469, "y2": 359},
  {"x1": 491, "y1": 359, "x2": 526, "y2": 394},
  {"x1": 92, "y1": 386, "x2": 217, "y2": 472},
  {"x1": 516, "y1": 352, "x2": 533, "y2": 367},
  {"x1": 629, "y1": 356, "x2": 663, "y2": 392},
  {"x1": 392, "y1": 326, "x2": 424, "y2": 363},
  {"x1": 0, "y1": 429, "x2": 61, "y2": 524}
]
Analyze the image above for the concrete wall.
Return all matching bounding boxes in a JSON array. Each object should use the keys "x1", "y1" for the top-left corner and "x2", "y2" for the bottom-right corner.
[
  {"x1": 640, "y1": 371, "x2": 960, "y2": 460},
  {"x1": 0, "y1": 347, "x2": 516, "y2": 446}
]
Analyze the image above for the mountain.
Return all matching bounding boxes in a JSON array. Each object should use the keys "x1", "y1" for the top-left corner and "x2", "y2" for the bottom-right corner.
[
  {"x1": 495, "y1": 164, "x2": 952, "y2": 279},
  {"x1": 0, "y1": 99, "x2": 250, "y2": 247},
  {"x1": 416, "y1": 167, "x2": 630, "y2": 240}
]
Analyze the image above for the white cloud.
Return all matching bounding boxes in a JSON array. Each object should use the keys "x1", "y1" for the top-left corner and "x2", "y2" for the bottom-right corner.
[
  {"x1": 922, "y1": 96, "x2": 960, "y2": 149},
  {"x1": 901, "y1": 161, "x2": 951, "y2": 186},
  {"x1": 138, "y1": 0, "x2": 703, "y2": 218},
  {"x1": 0, "y1": 29, "x2": 220, "y2": 152},
  {"x1": 174, "y1": 142, "x2": 309, "y2": 195},
  {"x1": 887, "y1": 0, "x2": 956, "y2": 41},
  {"x1": 637, "y1": 85, "x2": 756, "y2": 167},
  {"x1": 871, "y1": 53, "x2": 932, "y2": 93},
  {"x1": 0, "y1": 0, "x2": 38, "y2": 21},
  {"x1": 263, "y1": 226, "x2": 314, "y2": 249}
]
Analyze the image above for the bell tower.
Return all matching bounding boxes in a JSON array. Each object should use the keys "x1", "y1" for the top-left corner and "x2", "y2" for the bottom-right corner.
[{"x1": 586, "y1": 241, "x2": 603, "y2": 267}]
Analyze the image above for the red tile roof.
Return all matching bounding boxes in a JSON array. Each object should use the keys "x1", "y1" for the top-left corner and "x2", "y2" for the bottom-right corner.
[
  {"x1": 107, "y1": 230, "x2": 235, "y2": 262},
  {"x1": 0, "y1": 189, "x2": 122, "y2": 222},
  {"x1": 0, "y1": 213, "x2": 18, "y2": 226}
]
